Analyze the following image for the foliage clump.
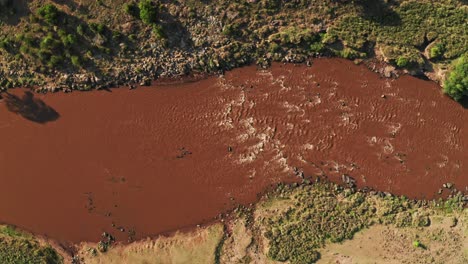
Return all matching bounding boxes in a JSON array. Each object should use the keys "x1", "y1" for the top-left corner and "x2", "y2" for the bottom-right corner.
[
  {"x1": 139, "y1": 0, "x2": 159, "y2": 25},
  {"x1": 443, "y1": 54, "x2": 468, "y2": 101},
  {"x1": 429, "y1": 43, "x2": 445, "y2": 60},
  {"x1": 37, "y1": 4, "x2": 60, "y2": 25},
  {"x1": 0, "y1": 226, "x2": 62, "y2": 264}
]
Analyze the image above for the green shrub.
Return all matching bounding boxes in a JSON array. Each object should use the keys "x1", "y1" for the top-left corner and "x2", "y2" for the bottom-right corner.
[
  {"x1": 268, "y1": 27, "x2": 315, "y2": 46},
  {"x1": 37, "y1": 4, "x2": 59, "y2": 24},
  {"x1": 429, "y1": 43, "x2": 445, "y2": 59},
  {"x1": 71, "y1": 55, "x2": 81, "y2": 67},
  {"x1": 443, "y1": 54, "x2": 468, "y2": 101},
  {"x1": 152, "y1": 24, "x2": 165, "y2": 39},
  {"x1": 396, "y1": 56, "x2": 409, "y2": 68},
  {"x1": 340, "y1": 48, "x2": 364, "y2": 59},
  {"x1": 0, "y1": 38, "x2": 11, "y2": 50},
  {"x1": 310, "y1": 42, "x2": 325, "y2": 53},
  {"x1": 48, "y1": 55, "x2": 63, "y2": 67},
  {"x1": 76, "y1": 24, "x2": 85, "y2": 35},
  {"x1": 40, "y1": 34, "x2": 60, "y2": 50},
  {"x1": 269, "y1": 42, "x2": 281, "y2": 53},
  {"x1": 139, "y1": 0, "x2": 158, "y2": 25},
  {"x1": 89, "y1": 22, "x2": 105, "y2": 34},
  {"x1": 19, "y1": 44, "x2": 29, "y2": 54},
  {"x1": 63, "y1": 34, "x2": 77, "y2": 47}
]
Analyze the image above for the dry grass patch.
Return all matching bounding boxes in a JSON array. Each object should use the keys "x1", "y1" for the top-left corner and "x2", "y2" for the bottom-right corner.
[{"x1": 77, "y1": 224, "x2": 224, "y2": 264}]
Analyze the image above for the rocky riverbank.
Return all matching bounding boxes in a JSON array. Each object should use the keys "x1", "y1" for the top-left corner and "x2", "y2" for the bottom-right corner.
[{"x1": 0, "y1": 0, "x2": 466, "y2": 94}]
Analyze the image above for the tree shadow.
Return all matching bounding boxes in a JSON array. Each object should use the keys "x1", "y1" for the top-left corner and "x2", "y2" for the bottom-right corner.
[
  {"x1": 0, "y1": 0, "x2": 30, "y2": 26},
  {"x1": 460, "y1": 96, "x2": 468, "y2": 109},
  {"x1": 357, "y1": 0, "x2": 401, "y2": 26},
  {"x1": 158, "y1": 5, "x2": 195, "y2": 51},
  {"x1": 4, "y1": 91, "x2": 60, "y2": 123}
]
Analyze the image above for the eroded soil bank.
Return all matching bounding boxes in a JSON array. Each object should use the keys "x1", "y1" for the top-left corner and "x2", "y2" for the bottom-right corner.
[{"x1": 0, "y1": 59, "x2": 466, "y2": 243}]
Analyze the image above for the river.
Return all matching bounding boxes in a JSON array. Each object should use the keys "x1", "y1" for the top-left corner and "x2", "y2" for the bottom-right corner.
[{"x1": 0, "y1": 59, "x2": 466, "y2": 243}]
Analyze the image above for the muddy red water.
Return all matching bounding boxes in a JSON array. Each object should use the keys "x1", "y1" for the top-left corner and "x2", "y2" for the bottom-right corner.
[{"x1": 0, "y1": 59, "x2": 467, "y2": 243}]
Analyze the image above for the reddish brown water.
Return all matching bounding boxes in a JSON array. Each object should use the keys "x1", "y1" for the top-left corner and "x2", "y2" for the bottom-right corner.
[{"x1": 0, "y1": 59, "x2": 467, "y2": 243}]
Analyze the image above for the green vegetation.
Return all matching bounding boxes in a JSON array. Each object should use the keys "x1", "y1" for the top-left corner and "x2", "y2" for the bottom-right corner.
[
  {"x1": 89, "y1": 22, "x2": 105, "y2": 34},
  {"x1": 328, "y1": 1, "x2": 467, "y2": 69},
  {"x1": 261, "y1": 182, "x2": 464, "y2": 264},
  {"x1": 413, "y1": 240, "x2": 421, "y2": 248},
  {"x1": 0, "y1": 0, "x2": 466, "y2": 92},
  {"x1": 430, "y1": 43, "x2": 445, "y2": 60},
  {"x1": 139, "y1": 0, "x2": 159, "y2": 25},
  {"x1": 396, "y1": 56, "x2": 409, "y2": 68},
  {"x1": 37, "y1": 4, "x2": 59, "y2": 25},
  {"x1": 0, "y1": 226, "x2": 62, "y2": 264},
  {"x1": 443, "y1": 54, "x2": 468, "y2": 101},
  {"x1": 0, "y1": 3, "x2": 121, "y2": 71}
]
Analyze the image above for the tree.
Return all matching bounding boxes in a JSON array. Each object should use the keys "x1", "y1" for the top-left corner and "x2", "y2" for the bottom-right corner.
[{"x1": 443, "y1": 54, "x2": 468, "y2": 101}]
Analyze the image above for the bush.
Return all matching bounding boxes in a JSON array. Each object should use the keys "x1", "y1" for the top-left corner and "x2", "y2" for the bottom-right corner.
[
  {"x1": 269, "y1": 42, "x2": 281, "y2": 53},
  {"x1": 37, "y1": 4, "x2": 59, "y2": 24},
  {"x1": 429, "y1": 43, "x2": 445, "y2": 59},
  {"x1": 40, "y1": 34, "x2": 60, "y2": 50},
  {"x1": 340, "y1": 48, "x2": 364, "y2": 59},
  {"x1": 152, "y1": 24, "x2": 165, "y2": 39},
  {"x1": 396, "y1": 56, "x2": 409, "y2": 68},
  {"x1": 58, "y1": 30, "x2": 77, "y2": 47},
  {"x1": 65, "y1": 34, "x2": 77, "y2": 47},
  {"x1": 0, "y1": 38, "x2": 11, "y2": 50},
  {"x1": 89, "y1": 23, "x2": 105, "y2": 34},
  {"x1": 310, "y1": 42, "x2": 325, "y2": 53},
  {"x1": 76, "y1": 24, "x2": 85, "y2": 35},
  {"x1": 139, "y1": 0, "x2": 158, "y2": 25},
  {"x1": 48, "y1": 55, "x2": 63, "y2": 67},
  {"x1": 71, "y1": 56, "x2": 81, "y2": 67},
  {"x1": 443, "y1": 54, "x2": 468, "y2": 101}
]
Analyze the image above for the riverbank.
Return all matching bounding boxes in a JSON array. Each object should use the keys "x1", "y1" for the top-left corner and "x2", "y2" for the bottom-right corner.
[
  {"x1": 1, "y1": 180, "x2": 466, "y2": 264},
  {"x1": 0, "y1": 0, "x2": 466, "y2": 94},
  {"x1": 74, "y1": 182, "x2": 467, "y2": 264}
]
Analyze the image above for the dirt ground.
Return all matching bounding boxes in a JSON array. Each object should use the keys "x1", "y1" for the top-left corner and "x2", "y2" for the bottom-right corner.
[{"x1": 76, "y1": 224, "x2": 224, "y2": 264}]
